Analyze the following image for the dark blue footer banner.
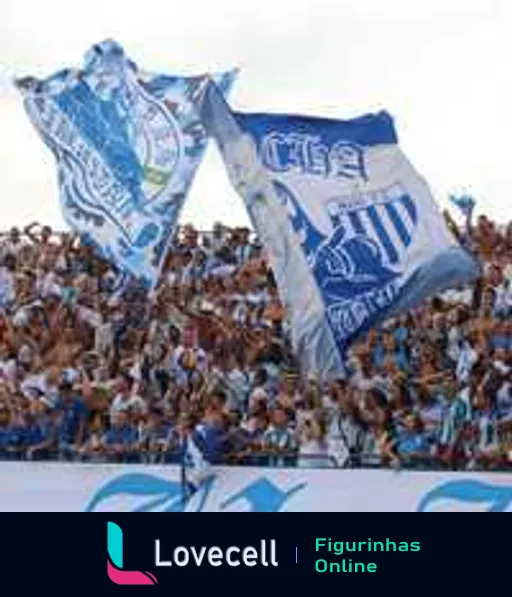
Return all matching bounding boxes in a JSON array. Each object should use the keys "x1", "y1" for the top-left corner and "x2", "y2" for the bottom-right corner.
[{"x1": 1, "y1": 514, "x2": 507, "y2": 595}]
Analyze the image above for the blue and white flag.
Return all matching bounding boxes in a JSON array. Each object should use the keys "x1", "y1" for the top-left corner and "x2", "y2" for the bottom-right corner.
[
  {"x1": 181, "y1": 430, "x2": 212, "y2": 490},
  {"x1": 16, "y1": 40, "x2": 235, "y2": 287},
  {"x1": 196, "y1": 82, "x2": 480, "y2": 379},
  {"x1": 449, "y1": 194, "x2": 476, "y2": 218}
]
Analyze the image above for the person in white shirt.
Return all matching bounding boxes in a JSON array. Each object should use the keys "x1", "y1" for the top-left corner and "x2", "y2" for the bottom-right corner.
[
  {"x1": 209, "y1": 222, "x2": 227, "y2": 253},
  {"x1": 36, "y1": 269, "x2": 62, "y2": 300},
  {"x1": 0, "y1": 228, "x2": 25, "y2": 259},
  {"x1": 494, "y1": 280, "x2": 512, "y2": 317},
  {"x1": 0, "y1": 342, "x2": 16, "y2": 386},
  {"x1": 95, "y1": 319, "x2": 114, "y2": 359},
  {"x1": 298, "y1": 412, "x2": 330, "y2": 468},
  {"x1": 224, "y1": 355, "x2": 250, "y2": 411},
  {"x1": 447, "y1": 324, "x2": 463, "y2": 364},
  {"x1": 0, "y1": 255, "x2": 17, "y2": 308},
  {"x1": 20, "y1": 365, "x2": 61, "y2": 405},
  {"x1": 349, "y1": 353, "x2": 386, "y2": 394},
  {"x1": 456, "y1": 337, "x2": 478, "y2": 384},
  {"x1": 442, "y1": 286, "x2": 473, "y2": 306},
  {"x1": 169, "y1": 325, "x2": 206, "y2": 387},
  {"x1": 109, "y1": 372, "x2": 147, "y2": 417}
]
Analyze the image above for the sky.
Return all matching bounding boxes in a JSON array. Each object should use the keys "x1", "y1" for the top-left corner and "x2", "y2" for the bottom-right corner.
[{"x1": 0, "y1": 0, "x2": 511, "y2": 231}]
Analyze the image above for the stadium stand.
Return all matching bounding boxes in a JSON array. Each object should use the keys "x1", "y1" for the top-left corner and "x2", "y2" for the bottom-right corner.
[{"x1": 0, "y1": 214, "x2": 509, "y2": 471}]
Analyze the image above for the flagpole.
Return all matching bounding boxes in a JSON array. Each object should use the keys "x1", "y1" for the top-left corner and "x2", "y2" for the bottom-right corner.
[{"x1": 180, "y1": 433, "x2": 188, "y2": 506}]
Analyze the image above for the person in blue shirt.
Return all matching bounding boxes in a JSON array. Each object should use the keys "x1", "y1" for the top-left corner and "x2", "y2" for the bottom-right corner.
[
  {"x1": 392, "y1": 317, "x2": 410, "y2": 348},
  {"x1": 144, "y1": 409, "x2": 176, "y2": 464},
  {"x1": 233, "y1": 228, "x2": 252, "y2": 266},
  {"x1": 26, "y1": 402, "x2": 61, "y2": 460},
  {"x1": 224, "y1": 408, "x2": 252, "y2": 463},
  {"x1": 473, "y1": 389, "x2": 502, "y2": 469},
  {"x1": 192, "y1": 405, "x2": 229, "y2": 465},
  {"x1": 0, "y1": 409, "x2": 30, "y2": 460},
  {"x1": 56, "y1": 380, "x2": 87, "y2": 460},
  {"x1": 371, "y1": 335, "x2": 386, "y2": 371},
  {"x1": 386, "y1": 327, "x2": 411, "y2": 373},
  {"x1": 437, "y1": 380, "x2": 475, "y2": 469},
  {"x1": 103, "y1": 412, "x2": 138, "y2": 462},
  {"x1": 78, "y1": 414, "x2": 107, "y2": 462},
  {"x1": 262, "y1": 405, "x2": 298, "y2": 467},
  {"x1": 239, "y1": 409, "x2": 270, "y2": 466},
  {"x1": 396, "y1": 413, "x2": 433, "y2": 469},
  {"x1": 413, "y1": 384, "x2": 445, "y2": 439},
  {"x1": 492, "y1": 329, "x2": 510, "y2": 352},
  {"x1": 0, "y1": 404, "x2": 15, "y2": 459}
]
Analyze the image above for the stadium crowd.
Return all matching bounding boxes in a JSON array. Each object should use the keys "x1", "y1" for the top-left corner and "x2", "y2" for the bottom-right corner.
[{"x1": 0, "y1": 212, "x2": 510, "y2": 471}]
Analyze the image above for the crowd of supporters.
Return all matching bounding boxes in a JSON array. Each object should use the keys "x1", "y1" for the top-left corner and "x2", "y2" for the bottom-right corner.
[{"x1": 0, "y1": 212, "x2": 510, "y2": 471}]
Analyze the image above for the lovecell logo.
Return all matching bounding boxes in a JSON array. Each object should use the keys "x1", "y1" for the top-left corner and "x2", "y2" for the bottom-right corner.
[{"x1": 107, "y1": 522, "x2": 158, "y2": 585}]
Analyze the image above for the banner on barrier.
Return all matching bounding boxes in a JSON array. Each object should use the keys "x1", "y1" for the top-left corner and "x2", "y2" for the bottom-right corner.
[{"x1": 1, "y1": 463, "x2": 511, "y2": 512}]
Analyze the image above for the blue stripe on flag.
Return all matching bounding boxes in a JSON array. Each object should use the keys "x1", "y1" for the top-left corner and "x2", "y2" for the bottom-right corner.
[
  {"x1": 348, "y1": 211, "x2": 365, "y2": 235},
  {"x1": 384, "y1": 201, "x2": 410, "y2": 246},
  {"x1": 366, "y1": 204, "x2": 399, "y2": 263},
  {"x1": 400, "y1": 194, "x2": 417, "y2": 224}
]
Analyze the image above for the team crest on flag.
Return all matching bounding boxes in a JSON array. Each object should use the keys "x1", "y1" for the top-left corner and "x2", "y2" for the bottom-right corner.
[{"x1": 274, "y1": 179, "x2": 420, "y2": 344}]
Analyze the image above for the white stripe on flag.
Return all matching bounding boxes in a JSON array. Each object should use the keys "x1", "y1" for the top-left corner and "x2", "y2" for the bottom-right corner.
[
  {"x1": 356, "y1": 205, "x2": 390, "y2": 263},
  {"x1": 376, "y1": 198, "x2": 406, "y2": 257}
]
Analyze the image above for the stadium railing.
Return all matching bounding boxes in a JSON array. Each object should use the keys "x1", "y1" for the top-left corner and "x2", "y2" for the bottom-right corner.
[{"x1": 1, "y1": 448, "x2": 510, "y2": 472}]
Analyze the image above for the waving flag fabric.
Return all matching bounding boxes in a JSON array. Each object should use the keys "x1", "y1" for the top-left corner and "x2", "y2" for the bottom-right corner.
[
  {"x1": 16, "y1": 40, "x2": 235, "y2": 287},
  {"x1": 196, "y1": 82, "x2": 480, "y2": 379},
  {"x1": 449, "y1": 194, "x2": 476, "y2": 218}
]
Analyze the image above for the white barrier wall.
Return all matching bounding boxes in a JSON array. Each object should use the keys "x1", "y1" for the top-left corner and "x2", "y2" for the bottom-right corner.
[{"x1": 0, "y1": 462, "x2": 511, "y2": 512}]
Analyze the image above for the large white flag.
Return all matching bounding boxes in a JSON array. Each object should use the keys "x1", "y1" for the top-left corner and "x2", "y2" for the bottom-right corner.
[
  {"x1": 195, "y1": 81, "x2": 480, "y2": 379},
  {"x1": 16, "y1": 40, "x2": 235, "y2": 288}
]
